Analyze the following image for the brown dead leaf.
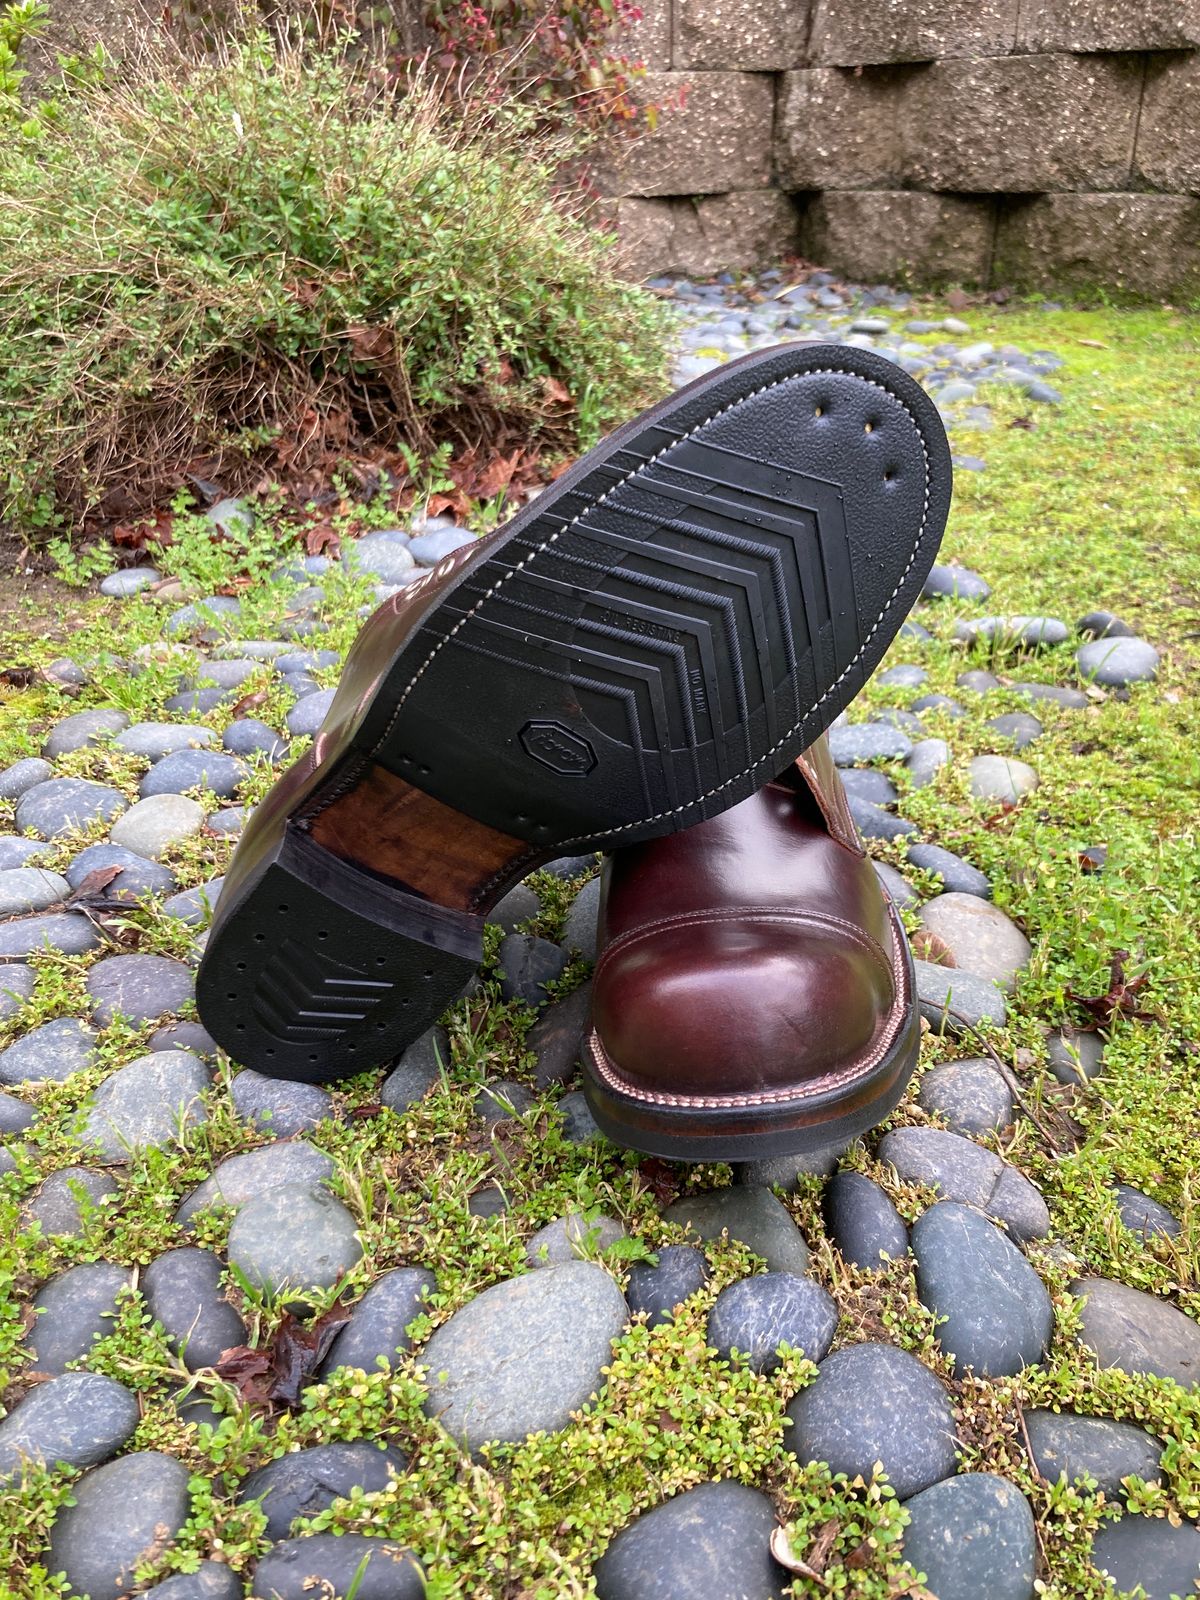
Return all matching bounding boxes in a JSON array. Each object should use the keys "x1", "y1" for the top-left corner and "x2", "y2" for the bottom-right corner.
[
  {"x1": 542, "y1": 376, "x2": 572, "y2": 407},
  {"x1": 347, "y1": 324, "x2": 395, "y2": 363},
  {"x1": 228, "y1": 689, "x2": 269, "y2": 719},
  {"x1": 305, "y1": 521, "x2": 341, "y2": 558},
  {"x1": 0, "y1": 666, "x2": 39, "y2": 688},
  {"x1": 213, "y1": 1301, "x2": 352, "y2": 1410},
  {"x1": 1068, "y1": 949, "x2": 1160, "y2": 1028},
  {"x1": 66, "y1": 866, "x2": 125, "y2": 904},
  {"x1": 946, "y1": 286, "x2": 970, "y2": 310}
]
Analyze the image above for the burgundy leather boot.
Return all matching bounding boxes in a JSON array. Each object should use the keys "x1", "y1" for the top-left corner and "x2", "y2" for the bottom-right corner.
[
  {"x1": 583, "y1": 732, "x2": 919, "y2": 1160},
  {"x1": 198, "y1": 342, "x2": 948, "y2": 1083}
]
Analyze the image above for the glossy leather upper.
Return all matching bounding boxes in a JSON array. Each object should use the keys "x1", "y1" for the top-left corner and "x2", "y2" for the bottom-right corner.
[{"x1": 590, "y1": 732, "x2": 904, "y2": 1103}]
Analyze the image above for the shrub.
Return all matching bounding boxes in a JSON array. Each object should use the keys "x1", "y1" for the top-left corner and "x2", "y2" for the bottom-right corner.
[{"x1": 0, "y1": 20, "x2": 669, "y2": 536}]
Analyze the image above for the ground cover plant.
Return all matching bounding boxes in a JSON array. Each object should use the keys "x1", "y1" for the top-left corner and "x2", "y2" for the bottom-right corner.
[
  {"x1": 0, "y1": 13, "x2": 668, "y2": 537},
  {"x1": 0, "y1": 281, "x2": 1197, "y2": 1598}
]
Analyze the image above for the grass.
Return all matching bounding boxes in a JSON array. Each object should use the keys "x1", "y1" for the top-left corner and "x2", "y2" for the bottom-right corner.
[{"x1": 0, "y1": 292, "x2": 1198, "y2": 1597}]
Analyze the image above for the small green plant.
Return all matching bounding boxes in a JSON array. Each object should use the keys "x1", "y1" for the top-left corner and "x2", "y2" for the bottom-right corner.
[
  {"x1": 0, "y1": 18, "x2": 669, "y2": 538},
  {"x1": 0, "y1": 0, "x2": 47, "y2": 111}
]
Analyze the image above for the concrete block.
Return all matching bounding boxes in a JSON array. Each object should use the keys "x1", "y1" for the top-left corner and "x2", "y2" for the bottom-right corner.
[
  {"x1": 1136, "y1": 54, "x2": 1200, "y2": 194},
  {"x1": 611, "y1": 192, "x2": 799, "y2": 277},
  {"x1": 799, "y1": 190, "x2": 995, "y2": 283},
  {"x1": 810, "y1": 0, "x2": 1019, "y2": 65},
  {"x1": 906, "y1": 53, "x2": 1142, "y2": 192},
  {"x1": 624, "y1": 0, "x2": 673, "y2": 70},
  {"x1": 675, "y1": 0, "x2": 806, "y2": 69},
  {"x1": 598, "y1": 71, "x2": 775, "y2": 196},
  {"x1": 994, "y1": 193, "x2": 1200, "y2": 298},
  {"x1": 776, "y1": 65, "x2": 916, "y2": 190},
  {"x1": 1016, "y1": 0, "x2": 1200, "y2": 53}
]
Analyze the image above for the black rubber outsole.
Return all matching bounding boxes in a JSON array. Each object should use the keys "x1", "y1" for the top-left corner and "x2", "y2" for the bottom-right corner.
[{"x1": 197, "y1": 342, "x2": 951, "y2": 1083}]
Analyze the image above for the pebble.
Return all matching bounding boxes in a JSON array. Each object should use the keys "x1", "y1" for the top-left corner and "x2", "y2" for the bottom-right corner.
[
  {"x1": 222, "y1": 717, "x2": 289, "y2": 760},
  {"x1": 140, "y1": 748, "x2": 246, "y2": 800},
  {"x1": 594, "y1": 1480, "x2": 787, "y2": 1600},
  {"x1": 66, "y1": 842, "x2": 178, "y2": 898},
  {"x1": 822, "y1": 1171, "x2": 908, "y2": 1267},
  {"x1": 87, "y1": 953, "x2": 195, "y2": 1026},
  {"x1": 956, "y1": 615, "x2": 1068, "y2": 649},
  {"x1": 208, "y1": 498, "x2": 253, "y2": 536},
  {"x1": 26, "y1": 1166, "x2": 117, "y2": 1236},
  {"x1": 165, "y1": 687, "x2": 228, "y2": 715},
  {"x1": 915, "y1": 959, "x2": 1007, "y2": 1035},
  {"x1": 149, "y1": 1563, "x2": 243, "y2": 1600},
  {"x1": 1112, "y1": 1182, "x2": 1181, "y2": 1242},
  {"x1": 42, "y1": 708, "x2": 129, "y2": 759},
  {"x1": 0, "y1": 1371, "x2": 139, "y2": 1479},
  {"x1": 1047, "y1": 1028, "x2": 1105, "y2": 1083},
  {"x1": 0, "y1": 757, "x2": 53, "y2": 799},
  {"x1": 735, "y1": 1143, "x2": 849, "y2": 1190},
  {"x1": 48, "y1": 1451, "x2": 192, "y2": 1600},
  {"x1": 230, "y1": 1068, "x2": 331, "y2": 1136},
  {"x1": 109, "y1": 793, "x2": 206, "y2": 859},
  {"x1": 468, "y1": 1183, "x2": 509, "y2": 1218},
  {"x1": 562, "y1": 876, "x2": 601, "y2": 962},
  {"x1": 923, "y1": 564, "x2": 991, "y2": 601},
  {"x1": 901, "y1": 1473, "x2": 1036, "y2": 1600},
  {"x1": 226, "y1": 1182, "x2": 362, "y2": 1307},
  {"x1": 785, "y1": 1341, "x2": 957, "y2": 1499},
  {"x1": 176, "y1": 1138, "x2": 334, "y2": 1226},
  {"x1": 142, "y1": 1246, "x2": 247, "y2": 1370},
  {"x1": 527, "y1": 983, "x2": 592, "y2": 1088},
  {"x1": 238, "y1": 1440, "x2": 406, "y2": 1540},
  {"x1": 162, "y1": 879, "x2": 224, "y2": 925},
  {"x1": 828, "y1": 723, "x2": 912, "y2": 765},
  {"x1": 99, "y1": 567, "x2": 159, "y2": 597},
  {"x1": 344, "y1": 533, "x2": 417, "y2": 582},
  {"x1": 150, "y1": 1020, "x2": 219, "y2": 1058},
  {"x1": 911, "y1": 692, "x2": 964, "y2": 717},
  {"x1": 285, "y1": 688, "x2": 336, "y2": 737},
  {"x1": 0, "y1": 909, "x2": 102, "y2": 959},
  {"x1": 27, "y1": 1261, "x2": 131, "y2": 1373},
  {"x1": 918, "y1": 1058, "x2": 1014, "y2": 1134},
  {"x1": 1077, "y1": 635, "x2": 1159, "y2": 686},
  {"x1": 957, "y1": 668, "x2": 1002, "y2": 693},
  {"x1": 839, "y1": 767, "x2": 898, "y2": 807},
  {"x1": 914, "y1": 1202, "x2": 1051, "y2": 1377},
  {"x1": 625, "y1": 1246, "x2": 710, "y2": 1327},
  {"x1": 380, "y1": 1026, "x2": 449, "y2": 1112},
  {"x1": 1010, "y1": 680, "x2": 1089, "y2": 708},
  {"x1": 44, "y1": 657, "x2": 92, "y2": 687},
  {"x1": 904, "y1": 737, "x2": 950, "y2": 789},
  {"x1": 1077, "y1": 610, "x2": 1133, "y2": 640},
  {"x1": 497, "y1": 932, "x2": 569, "y2": 1007},
  {"x1": 0, "y1": 866, "x2": 70, "y2": 916},
  {"x1": 986, "y1": 711, "x2": 1044, "y2": 749},
  {"x1": 82, "y1": 1049, "x2": 209, "y2": 1161},
  {"x1": 555, "y1": 1088, "x2": 601, "y2": 1144},
  {"x1": 899, "y1": 619, "x2": 932, "y2": 642},
  {"x1": 1091, "y1": 1517, "x2": 1200, "y2": 1600},
  {"x1": 879, "y1": 1127, "x2": 1049, "y2": 1240},
  {"x1": 421, "y1": 1260, "x2": 628, "y2": 1452},
  {"x1": 526, "y1": 1212, "x2": 626, "y2": 1267},
  {"x1": 207, "y1": 805, "x2": 248, "y2": 835},
  {"x1": 707, "y1": 1272, "x2": 837, "y2": 1373},
  {"x1": 166, "y1": 596, "x2": 242, "y2": 637},
  {"x1": 474, "y1": 1078, "x2": 536, "y2": 1125},
  {"x1": 409, "y1": 526, "x2": 476, "y2": 565},
  {"x1": 15, "y1": 777, "x2": 128, "y2": 839},
  {"x1": 968, "y1": 754, "x2": 1039, "y2": 803},
  {"x1": 320, "y1": 1267, "x2": 436, "y2": 1376},
  {"x1": 847, "y1": 796, "x2": 917, "y2": 841},
  {"x1": 489, "y1": 882, "x2": 540, "y2": 932},
  {"x1": 906, "y1": 843, "x2": 990, "y2": 898},
  {"x1": 878, "y1": 664, "x2": 927, "y2": 688},
  {"x1": 1025, "y1": 1410, "x2": 1164, "y2": 1496},
  {"x1": 275, "y1": 650, "x2": 339, "y2": 674},
  {"x1": 0, "y1": 1018, "x2": 98, "y2": 1086},
  {"x1": 917, "y1": 893, "x2": 1031, "y2": 992},
  {"x1": 115, "y1": 722, "x2": 215, "y2": 760},
  {"x1": 873, "y1": 860, "x2": 919, "y2": 911},
  {"x1": 664, "y1": 1187, "x2": 810, "y2": 1274},
  {"x1": 0, "y1": 1084, "x2": 34, "y2": 1132},
  {"x1": 249, "y1": 1536, "x2": 424, "y2": 1600}
]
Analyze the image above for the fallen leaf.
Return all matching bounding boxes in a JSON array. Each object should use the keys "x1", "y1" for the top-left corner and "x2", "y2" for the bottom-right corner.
[
  {"x1": 946, "y1": 287, "x2": 970, "y2": 310},
  {"x1": 213, "y1": 1301, "x2": 352, "y2": 1410},
  {"x1": 228, "y1": 689, "x2": 269, "y2": 719},
  {"x1": 769, "y1": 1524, "x2": 828, "y2": 1582},
  {"x1": 1068, "y1": 950, "x2": 1159, "y2": 1027},
  {"x1": 66, "y1": 866, "x2": 125, "y2": 904}
]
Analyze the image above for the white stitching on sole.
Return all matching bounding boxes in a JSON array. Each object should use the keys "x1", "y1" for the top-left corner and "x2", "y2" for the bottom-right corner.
[{"x1": 386, "y1": 361, "x2": 933, "y2": 842}]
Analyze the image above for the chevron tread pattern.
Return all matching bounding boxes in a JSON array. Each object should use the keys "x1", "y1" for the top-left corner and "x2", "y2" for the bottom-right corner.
[{"x1": 252, "y1": 938, "x2": 392, "y2": 1042}]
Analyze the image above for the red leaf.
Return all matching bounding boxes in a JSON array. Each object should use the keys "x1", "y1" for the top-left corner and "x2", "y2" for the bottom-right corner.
[
  {"x1": 305, "y1": 522, "x2": 341, "y2": 558},
  {"x1": 1068, "y1": 950, "x2": 1159, "y2": 1028},
  {"x1": 213, "y1": 1301, "x2": 353, "y2": 1411}
]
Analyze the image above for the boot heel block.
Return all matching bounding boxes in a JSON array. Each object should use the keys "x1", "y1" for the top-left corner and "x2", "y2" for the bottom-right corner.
[{"x1": 196, "y1": 829, "x2": 480, "y2": 1085}]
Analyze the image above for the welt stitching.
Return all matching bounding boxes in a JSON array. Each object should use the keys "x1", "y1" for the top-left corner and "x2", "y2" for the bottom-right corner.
[{"x1": 382, "y1": 364, "x2": 933, "y2": 840}]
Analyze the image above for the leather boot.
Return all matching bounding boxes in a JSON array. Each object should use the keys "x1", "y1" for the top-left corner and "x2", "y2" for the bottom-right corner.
[
  {"x1": 583, "y1": 732, "x2": 918, "y2": 1160},
  {"x1": 197, "y1": 343, "x2": 948, "y2": 1083}
]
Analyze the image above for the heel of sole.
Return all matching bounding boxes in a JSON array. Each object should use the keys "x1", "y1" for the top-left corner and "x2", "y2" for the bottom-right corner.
[{"x1": 197, "y1": 830, "x2": 481, "y2": 1084}]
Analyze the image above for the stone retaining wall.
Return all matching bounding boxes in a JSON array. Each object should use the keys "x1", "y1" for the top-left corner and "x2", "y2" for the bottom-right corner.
[{"x1": 605, "y1": 0, "x2": 1200, "y2": 294}]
